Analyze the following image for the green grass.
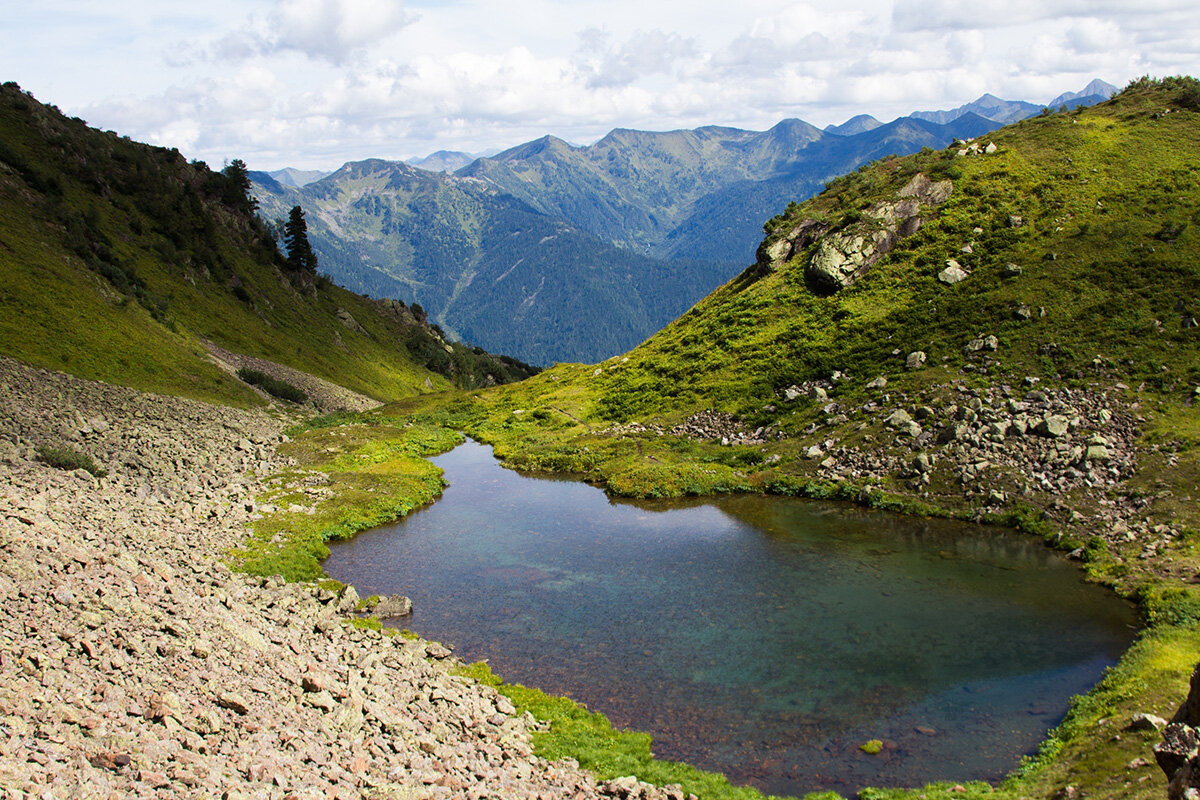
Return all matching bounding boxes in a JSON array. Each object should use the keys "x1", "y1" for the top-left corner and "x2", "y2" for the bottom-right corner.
[{"x1": 228, "y1": 415, "x2": 461, "y2": 580}]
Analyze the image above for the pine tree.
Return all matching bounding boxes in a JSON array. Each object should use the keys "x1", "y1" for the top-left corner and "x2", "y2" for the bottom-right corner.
[{"x1": 283, "y1": 205, "x2": 317, "y2": 273}]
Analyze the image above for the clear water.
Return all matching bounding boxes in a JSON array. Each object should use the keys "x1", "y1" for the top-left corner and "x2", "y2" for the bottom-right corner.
[{"x1": 324, "y1": 440, "x2": 1137, "y2": 796}]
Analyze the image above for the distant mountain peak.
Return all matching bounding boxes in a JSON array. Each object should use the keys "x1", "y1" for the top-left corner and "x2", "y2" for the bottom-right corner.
[
  {"x1": 409, "y1": 150, "x2": 478, "y2": 173},
  {"x1": 1048, "y1": 79, "x2": 1118, "y2": 110},
  {"x1": 912, "y1": 93, "x2": 1041, "y2": 126},
  {"x1": 267, "y1": 167, "x2": 331, "y2": 188},
  {"x1": 825, "y1": 114, "x2": 884, "y2": 136}
]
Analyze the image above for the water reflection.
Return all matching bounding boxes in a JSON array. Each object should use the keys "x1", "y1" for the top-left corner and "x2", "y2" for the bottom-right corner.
[{"x1": 325, "y1": 440, "x2": 1136, "y2": 796}]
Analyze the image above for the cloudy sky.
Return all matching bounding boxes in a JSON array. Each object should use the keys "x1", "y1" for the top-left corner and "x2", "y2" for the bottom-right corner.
[{"x1": 2, "y1": 0, "x2": 1196, "y2": 170}]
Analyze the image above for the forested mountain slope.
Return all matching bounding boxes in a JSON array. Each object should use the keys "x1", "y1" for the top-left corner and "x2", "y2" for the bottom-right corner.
[{"x1": 0, "y1": 82, "x2": 535, "y2": 407}]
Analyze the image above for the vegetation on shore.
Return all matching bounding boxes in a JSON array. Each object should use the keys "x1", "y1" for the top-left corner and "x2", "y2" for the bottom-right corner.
[{"x1": 229, "y1": 414, "x2": 462, "y2": 581}]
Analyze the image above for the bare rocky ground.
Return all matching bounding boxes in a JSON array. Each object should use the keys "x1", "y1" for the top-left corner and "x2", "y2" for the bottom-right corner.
[{"x1": 0, "y1": 357, "x2": 687, "y2": 800}]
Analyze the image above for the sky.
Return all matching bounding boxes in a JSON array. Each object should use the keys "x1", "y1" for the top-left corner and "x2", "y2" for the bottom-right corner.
[{"x1": 2, "y1": 0, "x2": 1197, "y2": 171}]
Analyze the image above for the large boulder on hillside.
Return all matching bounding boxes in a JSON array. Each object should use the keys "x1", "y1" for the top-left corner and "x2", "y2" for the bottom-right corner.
[{"x1": 806, "y1": 230, "x2": 896, "y2": 291}]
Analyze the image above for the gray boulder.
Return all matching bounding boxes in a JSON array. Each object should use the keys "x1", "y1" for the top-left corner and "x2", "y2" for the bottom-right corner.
[{"x1": 372, "y1": 594, "x2": 413, "y2": 618}]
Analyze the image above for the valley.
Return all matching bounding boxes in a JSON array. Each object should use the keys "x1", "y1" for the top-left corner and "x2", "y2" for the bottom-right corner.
[{"x1": 251, "y1": 92, "x2": 1066, "y2": 365}]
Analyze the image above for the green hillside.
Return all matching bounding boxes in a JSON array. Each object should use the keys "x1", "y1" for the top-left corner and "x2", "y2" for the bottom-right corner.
[
  {"x1": 374, "y1": 78, "x2": 1200, "y2": 800},
  {"x1": 0, "y1": 82, "x2": 535, "y2": 406}
]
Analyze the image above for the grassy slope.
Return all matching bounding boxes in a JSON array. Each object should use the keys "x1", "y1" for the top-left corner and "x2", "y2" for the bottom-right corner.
[
  {"x1": 350, "y1": 79, "x2": 1199, "y2": 800},
  {"x1": 0, "y1": 81, "x2": 534, "y2": 407}
]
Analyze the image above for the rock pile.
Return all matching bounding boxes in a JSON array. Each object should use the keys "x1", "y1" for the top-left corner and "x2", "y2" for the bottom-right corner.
[
  {"x1": 0, "y1": 357, "x2": 690, "y2": 800},
  {"x1": 806, "y1": 382, "x2": 1141, "y2": 513},
  {"x1": 1157, "y1": 661, "x2": 1200, "y2": 800}
]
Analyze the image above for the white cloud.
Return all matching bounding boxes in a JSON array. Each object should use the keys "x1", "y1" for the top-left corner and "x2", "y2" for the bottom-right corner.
[
  {"x1": 575, "y1": 28, "x2": 699, "y2": 89},
  {"x1": 7, "y1": 0, "x2": 1194, "y2": 170},
  {"x1": 1066, "y1": 18, "x2": 1126, "y2": 53},
  {"x1": 202, "y1": 0, "x2": 416, "y2": 65},
  {"x1": 272, "y1": 0, "x2": 414, "y2": 62}
]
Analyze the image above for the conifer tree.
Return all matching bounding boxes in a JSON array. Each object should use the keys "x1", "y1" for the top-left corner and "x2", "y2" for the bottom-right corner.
[{"x1": 283, "y1": 205, "x2": 317, "y2": 273}]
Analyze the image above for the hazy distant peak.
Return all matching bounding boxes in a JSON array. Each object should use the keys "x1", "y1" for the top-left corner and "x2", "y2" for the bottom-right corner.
[
  {"x1": 825, "y1": 114, "x2": 884, "y2": 136},
  {"x1": 409, "y1": 150, "x2": 478, "y2": 173},
  {"x1": 912, "y1": 93, "x2": 1042, "y2": 126},
  {"x1": 1047, "y1": 79, "x2": 1118, "y2": 109},
  {"x1": 267, "y1": 167, "x2": 331, "y2": 188}
]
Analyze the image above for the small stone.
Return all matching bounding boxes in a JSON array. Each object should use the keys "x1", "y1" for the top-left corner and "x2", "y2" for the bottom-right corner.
[
  {"x1": 938, "y1": 261, "x2": 969, "y2": 285},
  {"x1": 905, "y1": 351, "x2": 927, "y2": 370},
  {"x1": 1128, "y1": 712, "x2": 1167, "y2": 732},
  {"x1": 216, "y1": 692, "x2": 251, "y2": 715},
  {"x1": 138, "y1": 770, "x2": 170, "y2": 789},
  {"x1": 88, "y1": 751, "x2": 132, "y2": 772},
  {"x1": 304, "y1": 691, "x2": 338, "y2": 712},
  {"x1": 1035, "y1": 415, "x2": 1070, "y2": 438},
  {"x1": 373, "y1": 594, "x2": 413, "y2": 618}
]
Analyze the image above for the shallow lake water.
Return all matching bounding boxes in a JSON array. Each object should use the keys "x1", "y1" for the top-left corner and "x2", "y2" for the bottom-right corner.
[{"x1": 324, "y1": 440, "x2": 1137, "y2": 796}]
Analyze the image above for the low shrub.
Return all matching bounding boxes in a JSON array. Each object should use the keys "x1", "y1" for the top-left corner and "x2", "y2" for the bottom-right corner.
[
  {"x1": 34, "y1": 444, "x2": 107, "y2": 477},
  {"x1": 236, "y1": 367, "x2": 307, "y2": 404}
]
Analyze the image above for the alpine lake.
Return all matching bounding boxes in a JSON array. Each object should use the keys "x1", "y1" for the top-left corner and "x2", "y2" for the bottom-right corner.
[{"x1": 324, "y1": 440, "x2": 1137, "y2": 797}]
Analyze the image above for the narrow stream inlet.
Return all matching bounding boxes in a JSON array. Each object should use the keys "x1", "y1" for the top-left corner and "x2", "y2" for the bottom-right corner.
[{"x1": 324, "y1": 440, "x2": 1137, "y2": 797}]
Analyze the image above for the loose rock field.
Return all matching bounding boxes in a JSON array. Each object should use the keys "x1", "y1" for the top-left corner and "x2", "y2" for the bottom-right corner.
[{"x1": 0, "y1": 357, "x2": 684, "y2": 800}]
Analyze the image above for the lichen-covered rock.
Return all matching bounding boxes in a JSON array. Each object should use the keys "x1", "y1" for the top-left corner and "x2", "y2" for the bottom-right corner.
[
  {"x1": 806, "y1": 229, "x2": 896, "y2": 291},
  {"x1": 757, "y1": 173, "x2": 953, "y2": 288}
]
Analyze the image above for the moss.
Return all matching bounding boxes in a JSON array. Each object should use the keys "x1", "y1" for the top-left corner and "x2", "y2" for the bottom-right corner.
[
  {"x1": 228, "y1": 418, "x2": 461, "y2": 581},
  {"x1": 346, "y1": 615, "x2": 382, "y2": 631},
  {"x1": 859, "y1": 740, "x2": 884, "y2": 755}
]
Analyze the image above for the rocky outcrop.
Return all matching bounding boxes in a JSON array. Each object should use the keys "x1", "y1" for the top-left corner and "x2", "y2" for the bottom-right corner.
[
  {"x1": 0, "y1": 357, "x2": 691, "y2": 800},
  {"x1": 755, "y1": 172, "x2": 953, "y2": 291},
  {"x1": 1157, "y1": 662, "x2": 1200, "y2": 800},
  {"x1": 805, "y1": 229, "x2": 897, "y2": 292}
]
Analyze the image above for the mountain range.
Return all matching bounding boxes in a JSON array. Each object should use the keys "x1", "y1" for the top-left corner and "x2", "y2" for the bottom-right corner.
[{"x1": 250, "y1": 81, "x2": 1116, "y2": 366}]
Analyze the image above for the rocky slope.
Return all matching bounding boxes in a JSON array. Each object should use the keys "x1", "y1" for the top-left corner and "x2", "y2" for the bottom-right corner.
[{"x1": 0, "y1": 356, "x2": 688, "y2": 800}]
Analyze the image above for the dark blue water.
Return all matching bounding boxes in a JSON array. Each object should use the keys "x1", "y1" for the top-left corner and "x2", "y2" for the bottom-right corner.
[{"x1": 324, "y1": 440, "x2": 1137, "y2": 797}]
